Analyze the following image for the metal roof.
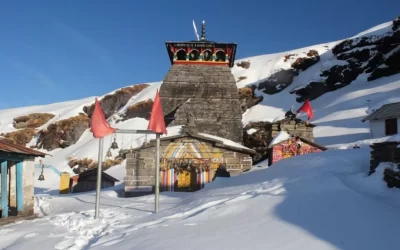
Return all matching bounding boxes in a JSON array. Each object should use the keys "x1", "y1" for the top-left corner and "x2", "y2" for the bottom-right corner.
[
  {"x1": 0, "y1": 139, "x2": 47, "y2": 157},
  {"x1": 362, "y1": 102, "x2": 400, "y2": 122}
]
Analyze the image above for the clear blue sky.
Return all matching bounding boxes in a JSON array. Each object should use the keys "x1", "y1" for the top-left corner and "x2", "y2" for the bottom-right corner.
[{"x1": 0, "y1": 0, "x2": 399, "y2": 109}]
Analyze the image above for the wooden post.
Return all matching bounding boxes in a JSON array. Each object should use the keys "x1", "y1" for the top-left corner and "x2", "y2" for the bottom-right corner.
[
  {"x1": 1, "y1": 160, "x2": 8, "y2": 218},
  {"x1": 16, "y1": 161, "x2": 24, "y2": 212}
]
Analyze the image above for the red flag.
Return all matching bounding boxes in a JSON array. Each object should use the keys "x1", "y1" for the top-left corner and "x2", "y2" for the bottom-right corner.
[
  {"x1": 147, "y1": 89, "x2": 167, "y2": 134},
  {"x1": 297, "y1": 99, "x2": 314, "y2": 120},
  {"x1": 90, "y1": 98, "x2": 116, "y2": 138}
]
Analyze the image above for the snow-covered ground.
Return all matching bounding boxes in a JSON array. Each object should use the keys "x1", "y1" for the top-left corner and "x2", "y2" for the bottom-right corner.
[
  {"x1": 1, "y1": 17, "x2": 400, "y2": 250},
  {"x1": 2, "y1": 148, "x2": 400, "y2": 250}
]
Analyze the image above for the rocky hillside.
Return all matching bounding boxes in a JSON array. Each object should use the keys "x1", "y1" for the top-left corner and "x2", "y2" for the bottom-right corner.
[{"x1": 0, "y1": 15, "x2": 399, "y2": 172}]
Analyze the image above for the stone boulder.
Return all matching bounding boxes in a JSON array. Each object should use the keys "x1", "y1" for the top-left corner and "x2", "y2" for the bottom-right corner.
[
  {"x1": 243, "y1": 122, "x2": 273, "y2": 164},
  {"x1": 13, "y1": 113, "x2": 55, "y2": 129},
  {"x1": 258, "y1": 69, "x2": 297, "y2": 94},
  {"x1": 238, "y1": 86, "x2": 263, "y2": 113},
  {"x1": 36, "y1": 113, "x2": 90, "y2": 151},
  {"x1": 83, "y1": 84, "x2": 149, "y2": 119}
]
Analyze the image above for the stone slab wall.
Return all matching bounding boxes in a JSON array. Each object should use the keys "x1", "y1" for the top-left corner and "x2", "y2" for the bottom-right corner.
[
  {"x1": 160, "y1": 64, "x2": 243, "y2": 143},
  {"x1": 369, "y1": 142, "x2": 400, "y2": 174},
  {"x1": 271, "y1": 120, "x2": 314, "y2": 142}
]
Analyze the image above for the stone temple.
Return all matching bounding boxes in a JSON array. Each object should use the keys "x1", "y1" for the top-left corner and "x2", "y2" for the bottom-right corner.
[{"x1": 160, "y1": 21, "x2": 243, "y2": 143}]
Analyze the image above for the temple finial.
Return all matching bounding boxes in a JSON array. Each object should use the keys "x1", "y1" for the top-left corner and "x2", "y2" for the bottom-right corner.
[{"x1": 201, "y1": 20, "x2": 206, "y2": 41}]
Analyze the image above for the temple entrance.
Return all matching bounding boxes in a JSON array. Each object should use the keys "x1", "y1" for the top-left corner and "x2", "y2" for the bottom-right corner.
[{"x1": 160, "y1": 158, "x2": 213, "y2": 192}]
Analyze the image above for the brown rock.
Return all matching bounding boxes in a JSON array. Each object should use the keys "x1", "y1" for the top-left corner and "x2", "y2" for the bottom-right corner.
[
  {"x1": 3, "y1": 128, "x2": 36, "y2": 146},
  {"x1": 36, "y1": 113, "x2": 90, "y2": 151},
  {"x1": 123, "y1": 99, "x2": 153, "y2": 121},
  {"x1": 236, "y1": 61, "x2": 251, "y2": 69},
  {"x1": 13, "y1": 113, "x2": 55, "y2": 129},
  {"x1": 83, "y1": 84, "x2": 149, "y2": 119},
  {"x1": 236, "y1": 76, "x2": 248, "y2": 83},
  {"x1": 238, "y1": 86, "x2": 263, "y2": 113}
]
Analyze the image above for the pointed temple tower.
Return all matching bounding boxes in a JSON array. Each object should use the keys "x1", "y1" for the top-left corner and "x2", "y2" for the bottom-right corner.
[{"x1": 160, "y1": 21, "x2": 243, "y2": 143}]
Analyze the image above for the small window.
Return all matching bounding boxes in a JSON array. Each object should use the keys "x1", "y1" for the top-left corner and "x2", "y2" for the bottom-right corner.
[
  {"x1": 176, "y1": 50, "x2": 187, "y2": 61},
  {"x1": 188, "y1": 49, "x2": 200, "y2": 61},
  {"x1": 385, "y1": 118, "x2": 398, "y2": 135},
  {"x1": 215, "y1": 50, "x2": 225, "y2": 62},
  {"x1": 203, "y1": 50, "x2": 212, "y2": 61}
]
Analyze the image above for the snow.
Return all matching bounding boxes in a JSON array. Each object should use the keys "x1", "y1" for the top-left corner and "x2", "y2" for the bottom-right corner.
[
  {"x1": 387, "y1": 133, "x2": 400, "y2": 142},
  {"x1": 1, "y1": 18, "x2": 400, "y2": 250},
  {"x1": 2, "y1": 148, "x2": 400, "y2": 250},
  {"x1": 197, "y1": 132, "x2": 251, "y2": 150},
  {"x1": 268, "y1": 131, "x2": 291, "y2": 148}
]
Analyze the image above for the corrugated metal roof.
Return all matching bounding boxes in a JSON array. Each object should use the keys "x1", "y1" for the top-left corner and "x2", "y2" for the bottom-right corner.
[
  {"x1": 362, "y1": 102, "x2": 400, "y2": 121},
  {"x1": 0, "y1": 139, "x2": 47, "y2": 157}
]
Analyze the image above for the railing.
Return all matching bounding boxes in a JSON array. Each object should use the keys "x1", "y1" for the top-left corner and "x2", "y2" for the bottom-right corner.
[{"x1": 34, "y1": 164, "x2": 61, "y2": 176}]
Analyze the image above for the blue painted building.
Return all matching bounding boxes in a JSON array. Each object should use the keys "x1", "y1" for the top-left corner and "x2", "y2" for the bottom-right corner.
[{"x1": 0, "y1": 139, "x2": 46, "y2": 219}]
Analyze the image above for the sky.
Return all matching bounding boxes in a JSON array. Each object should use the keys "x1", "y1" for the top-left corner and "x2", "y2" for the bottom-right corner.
[{"x1": 0, "y1": 0, "x2": 399, "y2": 109}]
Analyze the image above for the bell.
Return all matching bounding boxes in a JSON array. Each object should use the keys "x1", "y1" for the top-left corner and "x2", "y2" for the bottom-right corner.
[
  {"x1": 119, "y1": 149, "x2": 124, "y2": 157},
  {"x1": 38, "y1": 173, "x2": 45, "y2": 181},
  {"x1": 110, "y1": 138, "x2": 119, "y2": 149},
  {"x1": 106, "y1": 149, "x2": 112, "y2": 158}
]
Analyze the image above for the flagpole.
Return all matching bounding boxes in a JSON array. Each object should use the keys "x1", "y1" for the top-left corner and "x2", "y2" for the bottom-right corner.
[
  {"x1": 95, "y1": 137, "x2": 104, "y2": 219},
  {"x1": 155, "y1": 133, "x2": 161, "y2": 213}
]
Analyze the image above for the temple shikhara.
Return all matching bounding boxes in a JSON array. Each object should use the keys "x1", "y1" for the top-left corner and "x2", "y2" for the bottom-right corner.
[
  {"x1": 123, "y1": 21, "x2": 255, "y2": 196},
  {"x1": 160, "y1": 20, "x2": 243, "y2": 143}
]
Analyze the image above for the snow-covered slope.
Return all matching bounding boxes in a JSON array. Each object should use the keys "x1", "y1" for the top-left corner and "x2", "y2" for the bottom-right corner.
[{"x1": 3, "y1": 147, "x2": 400, "y2": 250}]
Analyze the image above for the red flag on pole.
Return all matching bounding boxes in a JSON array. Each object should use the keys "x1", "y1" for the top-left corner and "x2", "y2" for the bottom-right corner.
[
  {"x1": 297, "y1": 99, "x2": 314, "y2": 120},
  {"x1": 147, "y1": 89, "x2": 167, "y2": 134},
  {"x1": 90, "y1": 98, "x2": 116, "y2": 138}
]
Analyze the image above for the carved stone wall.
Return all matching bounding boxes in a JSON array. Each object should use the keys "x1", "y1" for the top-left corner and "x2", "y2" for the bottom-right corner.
[
  {"x1": 160, "y1": 64, "x2": 243, "y2": 143},
  {"x1": 272, "y1": 118, "x2": 314, "y2": 142}
]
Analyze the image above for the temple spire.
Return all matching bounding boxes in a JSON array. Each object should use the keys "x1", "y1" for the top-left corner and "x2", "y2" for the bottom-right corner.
[{"x1": 201, "y1": 20, "x2": 206, "y2": 41}]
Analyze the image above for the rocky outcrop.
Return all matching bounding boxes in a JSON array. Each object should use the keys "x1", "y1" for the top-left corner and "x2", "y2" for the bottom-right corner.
[
  {"x1": 83, "y1": 84, "x2": 149, "y2": 119},
  {"x1": 1, "y1": 128, "x2": 36, "y2": 146},
  {"x1": 236, "y1": 61, "x2": 251, "y2": 69},
  {"x1": 292, "y1": 15, "x2": 400, "y2": 102},
  {"x1": 291, "y1": 50, "x2": 320, "y2": 71},
  {"x1": 36, "y1": 113, "x2": 90, "y2": 151},
  {"x1": 284, "y1": 54, "x2": 297, "y2": 62},
  {"x1": 122, "y1": 99, "x2": 153, "y2": 121},
  {"x1": 236, "y1": 76, "x2": 248, "y2": 83},
  {"x1": 160, "y1": 64, "x2": 243, "y2": 143},
  {"x1": 13, "y1": 113, "x2": 55, "y2": 129},
  {"x1": 258, "y1": 69, "x2": 297, "y2": 94},
  {"x1": 238, "y1": 86, "x2": 263, "y2": 113},
  {"x1": 243, "y1": 122, "x2": 273, "y2": 164}
]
